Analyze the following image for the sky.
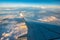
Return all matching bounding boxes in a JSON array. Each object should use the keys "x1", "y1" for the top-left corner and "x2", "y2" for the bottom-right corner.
[
  {"x1": 0, "y1": 0, "x2": 60, "y2": 7},
  {"x1": 0, "y1": 0, "x2": 60, "y2": 5}
]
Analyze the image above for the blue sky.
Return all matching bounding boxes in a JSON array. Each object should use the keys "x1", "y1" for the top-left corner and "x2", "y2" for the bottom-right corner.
[{"x1": 0, "y1": 0, "x2": 60, "y2": 5}]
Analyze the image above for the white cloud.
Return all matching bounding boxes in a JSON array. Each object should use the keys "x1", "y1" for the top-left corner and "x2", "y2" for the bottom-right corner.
[
  {"x1": 2, "y1": 32, "x2": 11, "y2": 37},
  {"x1": 2, "y1": 22, "x2": 27, "y2": 39},
  {"x1": 39, "y1": 10, "x2": 46, "y2": 14},
  {"x1": 19, "y1": 11, "x2": 35, "y2": 19},
  {"x1": 0, "y1": 37, "x2": 4, "y2": 40},
  {"x1": 6, "y1": 38, "x2": 9, "y2": 40},
  {"x1": 38, "y1": 16, "x2": 58, "y2": 22},
  {"x1": 1, "y1": 15, "x2": 16, "y2": 19}
]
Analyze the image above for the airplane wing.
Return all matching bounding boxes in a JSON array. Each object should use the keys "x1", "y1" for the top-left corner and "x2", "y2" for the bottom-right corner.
[{"x1": 25, "y1": 21, "x2": 60, "y2": 40}]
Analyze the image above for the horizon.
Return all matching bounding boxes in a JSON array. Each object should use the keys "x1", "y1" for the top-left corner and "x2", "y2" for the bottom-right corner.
[{"x1": 0, "y1": 3, "x2": 60, "y2": 8}]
